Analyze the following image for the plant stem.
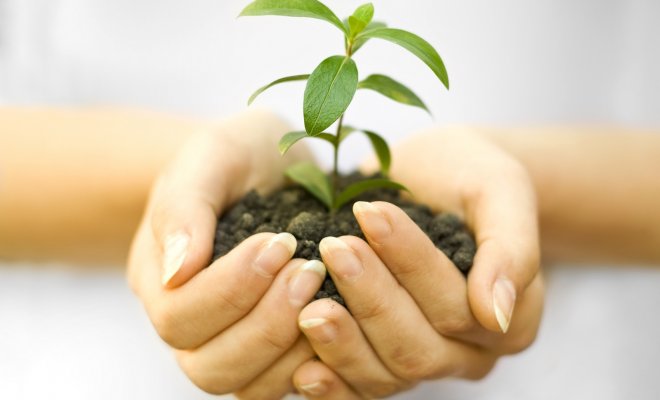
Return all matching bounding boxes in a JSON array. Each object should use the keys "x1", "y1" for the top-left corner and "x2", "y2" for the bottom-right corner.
[
  {"x1": 329, "y1": 40, "x2": 354, "y2": 212},
  {"x1": 331, "y1": 113, "x2": 345, "y2": 211}
]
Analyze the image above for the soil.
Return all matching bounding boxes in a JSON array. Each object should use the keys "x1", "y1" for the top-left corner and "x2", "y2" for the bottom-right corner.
[{"x1": 212, "y1": 172, "x2": 476, "y2": 308}]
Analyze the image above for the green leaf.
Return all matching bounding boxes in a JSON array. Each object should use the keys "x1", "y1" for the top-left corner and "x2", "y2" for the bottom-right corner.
[
  {"x1": 363, "y1": 129, "x2": 392, "y2": 175},
  {"x1": 358, "y1": 74, "x2": 430, "y2": 113},
  {"x1": 279, "y1": 131, "x2": 336, "y2": 155},
  {"x1": 334, "y1": 178, "x2": 408, "y2": 210},
  {"x1": 285, "y1": 162, "x2": 333, "y2": 209},
  {"x1": 357, "y1": 28, "x2": 449, "y2": 89},
  {"x1": 339, "y1": 126, "x2": 391, "y2": 175},
  {"x1": 348, "y1": 3, "x2": 374, "y2": 38},
  {"x1": 338, "y1": 125, "x2": 356, "y2": 143},
  {"x1": 303, "y1": 55, "x2": 358, "y2": 135},
  {"x1": 314, "y1": 132, "x2": 337, "y2": 145},
  {"x1": 248, "y1": 74, "x2": 309, "y2": 105},
  {"x1": 348, "y1": 16, "x2": 367, "y2": 37},
  {"x1": 239, "y1": 0, "x2": 347, "y2": 34},
  {"x1": 351, "y1": 20, "x2": 386, "y2": 52},
  {"x1": 278, "y1": 131, "x2": 308, "y2": 155}
]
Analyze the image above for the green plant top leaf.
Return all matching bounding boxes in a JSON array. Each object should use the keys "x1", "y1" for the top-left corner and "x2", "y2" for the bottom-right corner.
[
  {"x1": 358, "y1": 74, "x2": 430, "y2": 113},
  {"x1": 348, "y1": 3, "x2": 374, "y2": 38},
  {"x1": 239, "y1": 0, "x2": 347, "y2": 34},
  {"x1": 248, "y1": 74, "x2": 310, "y2": 105},
  {"x1": 304, "y1": 55, "x2": 358, "y2": 135},
  {"x1": 357, "y1": 28, "x2": 449, "y2": 89},
  {"x1": 241, "y1": 0, "x2": 450, "y2": 212}
]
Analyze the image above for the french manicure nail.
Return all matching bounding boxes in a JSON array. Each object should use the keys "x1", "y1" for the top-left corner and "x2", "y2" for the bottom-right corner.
[
  {"x1": 299, "y1": 381, "x2": 328, "y2": 396},
  {"x1": 299, "y1": 318, "x2": 338, "y2": 344},
  {"x1": 289, "y1": 260, "x2": 326, "y2": 307},
  {"x1": 353, "y1": 201, "x2": 391, "y2": 240},
  {"x1": 253, "y1": 232, "x2": 297, "y2": 277},
  {"x1": 162, "y1": 232, "x2": 190, "y2": 285},
  {"x1": 319, "y1": 237, "x2": 363, "y2": 281},
  {"x1": 493, "y1": 277, "x2": 516, "y2": 333}
]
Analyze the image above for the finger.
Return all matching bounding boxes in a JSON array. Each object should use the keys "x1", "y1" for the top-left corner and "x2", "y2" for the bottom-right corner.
[
  {"x1": 138, "y1": 231, "x2": 297, "y2": 350},
  {"x1": 319, "y1": 236, "x2": 497, "y2": 381},
  {"x1": 175, "y1": 259, "x2": 326, "y2": 395},
  {"x1": 464, "y1": 166, "x2": 541, "y2": 333},
  {"x1": 353, "y1": 201, "x2": 477, "y2": 335},
  {"x1": 234, "y1": 337, "x2": 315, "y2": 400},
  {"x1": 293, "y1": 360, "x2": 364, "y2": 400},
  {"x1": 298, "y1": 299, "x2": 408, "y2": 398},
  {"x1": 149, "y1": 130, "x2": 249, "y2": 288}
]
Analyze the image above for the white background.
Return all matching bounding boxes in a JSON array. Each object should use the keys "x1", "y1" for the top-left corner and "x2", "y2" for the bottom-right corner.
[{"x1": 1, "y1": 0, "x2": 659, "y2": 399}]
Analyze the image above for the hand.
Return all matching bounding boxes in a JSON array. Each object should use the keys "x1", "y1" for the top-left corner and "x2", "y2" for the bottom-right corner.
[
  {"x1": 127, "y1": 110, "x2": 323, "y2": 398},
  {"x1": 291, "y1": 128, "x2": 544, "y2": 398}
]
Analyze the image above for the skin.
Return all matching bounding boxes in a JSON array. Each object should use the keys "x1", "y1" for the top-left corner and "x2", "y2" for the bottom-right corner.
[
  {"x1": 0, "y1": 107, "x2": 207, "y2": 264},
  {"x1": 133, "y1": 124, "x2": 544, "y2": 398},
  {"x1": 2, "y1": 108, "x2": 659, "y2": 398}
]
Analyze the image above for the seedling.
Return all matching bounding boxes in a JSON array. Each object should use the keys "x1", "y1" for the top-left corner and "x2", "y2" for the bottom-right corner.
[{"x1": 240, "y1": 0, "x2": 448, "y2": 211}]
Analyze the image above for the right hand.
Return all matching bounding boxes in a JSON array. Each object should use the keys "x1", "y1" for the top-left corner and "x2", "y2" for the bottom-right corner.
[
  {"x1": 127, "y1": 110, "x2": 324, "y2": 398},
  {"x1": 291, "y1": 128, "x2": 544, "y2": 398}
]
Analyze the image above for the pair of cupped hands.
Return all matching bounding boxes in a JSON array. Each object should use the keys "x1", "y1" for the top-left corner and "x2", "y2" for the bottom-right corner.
[{"x1": 127, "y1": 110, "x2": 543, "y2": 399}]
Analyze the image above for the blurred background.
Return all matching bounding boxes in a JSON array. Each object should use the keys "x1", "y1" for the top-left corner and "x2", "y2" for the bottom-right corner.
[{"x1": 1, "y1": 0, "x2": 659, "y2": 399}]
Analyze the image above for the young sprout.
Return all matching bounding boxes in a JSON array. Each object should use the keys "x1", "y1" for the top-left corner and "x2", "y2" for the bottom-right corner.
[{"x1": 240, "y1": 0, "x2": 449, "y2": 211}]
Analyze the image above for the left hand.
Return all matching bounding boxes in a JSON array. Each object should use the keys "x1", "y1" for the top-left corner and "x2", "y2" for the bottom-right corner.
[
  {"x1": 290, "y1": 128, "x2": 544, "y2": 398},
  {"x1": 127, "y1": 110, "x2": 323, "y2": 398}
]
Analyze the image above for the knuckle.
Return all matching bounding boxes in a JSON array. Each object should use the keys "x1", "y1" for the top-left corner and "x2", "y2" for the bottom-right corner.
[
  {"x1": 215, "y1": 283, "x2": 251, "y2": 316},
  {"x1": 351, "y1": 298, "x2": 389, "y2": 323},
  {"x1": 389, "y1": 347, "x2": 442, "y2": 382},
  {"x1": 234, "y1": 386, "x2": 284, "y2": 400},
  {"x1": 364, "y1": 380, "x2": 412, "y2": 399},
  {"x1": 462, "y1": 355, "x2": 498, "y2": 381},
  {"x1": 254, "y1": 324, "x2": 298, "y2": 353},
  {"x1": 503, "y1": 326, "x2": 539, "y2": 354},
  {"x1": 149, "y1": 302, "x2": 188, "y2": 349},
  {"x1": 176, "y1": 352, "x2": 235, "y2": 395},
  {"x1": 431, "y1": 315, "x2": 476, "y2": 336}
]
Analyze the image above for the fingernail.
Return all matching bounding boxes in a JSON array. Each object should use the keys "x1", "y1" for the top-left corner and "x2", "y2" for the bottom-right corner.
[
  {"x1": 299, "y1": 381, "x2": 328, "y2": 396},
  {"x1": 353, "y1": 201, "x2": 391, "y2": 240},
  {"x1": 319, "y1": 237, "x2": 363, "y2": 282},
  {"x1": 299, "y1": 318, "x2": 338, "y2": 344},
  {"x1": 289, "y1": 260, "x2": 326, "y2": 307},
  {"x1": 162, "y1": 232, "x2": 190, "y2": 285},
  {"x1": 253, "y1": 232, "x2": 297, "y2": 277},
  {"x1": 493, "y1": 277, "x2": 516, "y2": 333}
]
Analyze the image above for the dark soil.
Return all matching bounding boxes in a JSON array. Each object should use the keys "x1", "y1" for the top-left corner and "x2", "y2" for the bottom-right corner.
[{"x1": 212, "y1": 172, "x2": 476, "y2": 307}]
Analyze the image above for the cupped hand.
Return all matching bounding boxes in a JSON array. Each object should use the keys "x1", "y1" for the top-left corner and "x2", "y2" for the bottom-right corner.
[
  {"x1": 292, "y1": 127, "x2": 544, "y2": 398},
  {"x1": 127, "y1": 109, "x2": 322, "y2": 398}
]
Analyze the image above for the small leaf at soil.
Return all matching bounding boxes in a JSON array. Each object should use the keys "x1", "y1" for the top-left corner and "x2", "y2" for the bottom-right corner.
[
  {"x1": 358, "y1": 74, "x2": 430, "y2": 113},
  {"x1": 338, "y1": 125, "x2": 356, "y2": 143},
  {"x1": 279, "y1": 131, "x2": 308, "y2": 155},
  {"x1": 357, "y1": 27, "x2": 449, "y2": 89},
  {"x1": 248, "y1": 74, "x2": 309, "y2": 105},
  {"x1": 279, "y1": 131, "x2": 336, "y2": 155},
  {"x1": 335, "y1": 178, "x2": 408, "y2": 210},
  {"x1": 304, "y1": 55, "x2": 358, "y2": 135},
  {"x1": 285, "y1": 162, "x2": 333, "y2": 208},
  {"x1": 339, "y1": 126, "x2": 391, "y2": 175},
  {"x1": 239, "y1": 0, "x2": 347, "y2": 34},
  {"x1": 362, "y1": 130, "x2": 392, "y2": 175}
]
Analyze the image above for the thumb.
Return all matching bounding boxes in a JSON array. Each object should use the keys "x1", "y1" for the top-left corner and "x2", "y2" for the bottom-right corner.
[
  {"x1": 148, "y1": 130, "x2": 248, "y2": 288},
  {"x1": 466, "y1": 173, "x2": 540, "y2": 334}
]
